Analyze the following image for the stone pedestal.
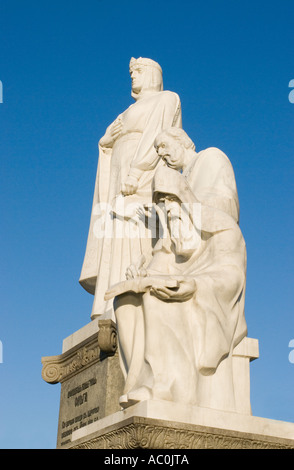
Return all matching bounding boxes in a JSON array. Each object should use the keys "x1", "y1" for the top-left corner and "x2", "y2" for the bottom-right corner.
[
  {"x1": 42, "y1": 325, "x2": 294, "y2": 449},
  {"x1": 41, "y1": 319, "x2": 124, "y2": 448},
  {"x1": 67, "y1": 400, "x2": 294, "y2": 449}
]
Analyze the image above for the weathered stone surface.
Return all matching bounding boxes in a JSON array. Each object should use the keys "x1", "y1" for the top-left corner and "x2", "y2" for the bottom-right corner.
[
  {"x1": 41, "y1": 319, "x2": 124, "y2": 448},
  {"x1": 71, "y1": 418, "x2": 294, "y2": 449},
  {"x1": 66, "y1": 400, "x2": 294, "y2": 449}
]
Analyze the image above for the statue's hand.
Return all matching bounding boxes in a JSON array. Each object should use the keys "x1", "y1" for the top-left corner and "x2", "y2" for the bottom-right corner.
[
  {"x1": 99, "y1": 117, "x2": 122, "y2": 148},
  {"x1": 121, "y1": 175, "x2": 139, "y2": 196},
  {"x1": 150, "y1": 278, "x2": 196, "y2": 302},
  {"x1": 125, "y1": 255, "x2": 147, "y2": 280}
]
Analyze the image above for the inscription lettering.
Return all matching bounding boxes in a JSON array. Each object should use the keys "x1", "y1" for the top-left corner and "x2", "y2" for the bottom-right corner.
[
  {"x1": 75, "y1": 392, "x2": 88, "y2": 407},
  {"x1": 67, "y1": 377, "x2": 97, "y2": 398},
  {"x1": 60, "y1": 376, "x2": 100, "y2": 445}
]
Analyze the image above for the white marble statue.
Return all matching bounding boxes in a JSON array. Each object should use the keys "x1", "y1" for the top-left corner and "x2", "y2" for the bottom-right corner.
[
  {"x1": 105, "y1": 128, "x2": 248, "y2": 412},
  {"x1": 80, "y1": 58, "x2": 182, "y2": 319}
]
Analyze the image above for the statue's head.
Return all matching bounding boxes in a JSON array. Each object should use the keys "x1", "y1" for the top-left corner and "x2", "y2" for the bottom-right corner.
[
  {"x1": 152, "y1": 165, "x2": 201, "y2": 257},
  {"x1": 129, "y1": 57, "x2": 163, "y2": 99},
  {"x1": 152, "y1": 164, "x2": 194, "y2": 205},
  {"x1": 154, "y1": 127, "x2": 195, "y2": 171}
]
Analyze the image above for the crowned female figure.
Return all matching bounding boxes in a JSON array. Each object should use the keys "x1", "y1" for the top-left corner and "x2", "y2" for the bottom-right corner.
[{"x1": 80, "y1": 58, "x2": 182, "y2": 319}]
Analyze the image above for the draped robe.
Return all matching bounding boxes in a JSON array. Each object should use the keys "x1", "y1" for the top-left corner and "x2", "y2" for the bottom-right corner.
[
  {"x1": 80, "y1": 90, "x2": 182, "y2": 319},
  {"x1": 108, "y1": 148, "x2": 248, "y2": 412}
]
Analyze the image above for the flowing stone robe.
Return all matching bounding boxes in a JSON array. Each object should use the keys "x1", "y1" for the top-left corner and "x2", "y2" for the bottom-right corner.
[
  {"x1": 107, "y1": 148, "x2": 248, "y2": 412},
  {"x1": 80, "y1": 90, "x2": 182, "y2": 319}
]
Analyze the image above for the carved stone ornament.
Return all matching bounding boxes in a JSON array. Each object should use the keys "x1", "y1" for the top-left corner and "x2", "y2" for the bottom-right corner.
[
  {"x1": 41, "y1": 320, "x2": 117, "y2": 384},
  {"x1": 70, "y1": 419, "x2": 294, "y2": 450},
  {"x1": 97, "y1": 319, "x2": 117, "y2": 354}
]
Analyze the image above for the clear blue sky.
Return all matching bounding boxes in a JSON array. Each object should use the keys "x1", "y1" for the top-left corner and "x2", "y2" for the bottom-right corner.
[{"x1": 0, "y1": 0, "x2": 293, "y2": 449}]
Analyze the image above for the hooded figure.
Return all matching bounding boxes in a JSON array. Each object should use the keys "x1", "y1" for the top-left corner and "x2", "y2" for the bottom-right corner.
[
  {"x1": 80, "y1": 58, "x2": 182, "y2": 319},
  {"x1": 106, "y1": 128, "x2": 247, "y2": 412}
]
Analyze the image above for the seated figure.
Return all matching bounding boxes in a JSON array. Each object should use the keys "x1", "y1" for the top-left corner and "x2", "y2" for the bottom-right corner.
[{"x1": 105, "y1": 128, "x2": 248, "y2": 412}]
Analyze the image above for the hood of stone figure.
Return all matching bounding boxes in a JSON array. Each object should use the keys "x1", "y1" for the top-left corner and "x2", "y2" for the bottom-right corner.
[
  {"x1": 152, "y1": 165, "x2": 241, "y2": 234},
  {"x1": 152, "y1": 165, "x2": 195, "y2": 204}
]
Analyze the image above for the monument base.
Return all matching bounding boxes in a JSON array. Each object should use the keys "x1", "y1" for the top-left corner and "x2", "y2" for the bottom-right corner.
[
  {"x1": 41, "y1": 318, "x2": 125, "y2": 448},
  {"x1": 42, "y1": 321, "x2": 294, "y2": 449},
  {"x1": 65, "y1": 400, "x2": 294, "y2": 449}
]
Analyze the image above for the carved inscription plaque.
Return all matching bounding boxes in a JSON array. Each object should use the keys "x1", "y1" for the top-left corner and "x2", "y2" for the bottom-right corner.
[
  {"x1": 57, "y1": 353, "x2": 124, "y2": 448},
  {"x1": 42, "y1": 320, "x2": 124, "y2": 448},
  {"x1": 57, "y1": 362, "x2": 102, "y2": 447}
]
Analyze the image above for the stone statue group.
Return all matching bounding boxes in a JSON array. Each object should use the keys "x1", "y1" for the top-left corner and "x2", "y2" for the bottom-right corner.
[{"x1": 79, "y1": 58, "x2": 248, "y2": 413}]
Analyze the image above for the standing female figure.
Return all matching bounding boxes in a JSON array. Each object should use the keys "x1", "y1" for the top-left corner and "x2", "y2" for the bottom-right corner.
[{"x1": 80, "y1": 58, "x2": 182, "y2": 319}]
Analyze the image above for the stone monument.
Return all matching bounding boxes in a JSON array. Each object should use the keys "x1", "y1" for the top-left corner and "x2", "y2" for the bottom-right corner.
[{"x1": 42, "y1": 59, "x2": 294, "y2": 449}]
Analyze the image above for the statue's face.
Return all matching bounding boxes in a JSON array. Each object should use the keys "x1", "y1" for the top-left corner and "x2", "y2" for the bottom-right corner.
[
  {"x1": 165, "y1": 197, "x2": 197, "y2": 256},
  {"x1": 130, "y1": 65, "x2": 146, "y2": 94},
  {"x1": 156, "y1": 136, "x2": 186, "y2": 170}
]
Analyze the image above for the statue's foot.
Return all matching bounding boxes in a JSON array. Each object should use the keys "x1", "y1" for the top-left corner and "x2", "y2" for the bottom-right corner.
[
  {"x1": 119, "y1": 387, "x2": 152, "y2": 409},
  {"x1": 126, "y1": 387, "x2": 152, "y2": 406},
  {"x1": 119, "y1": 394, "x2": 129, "y2": 408}
]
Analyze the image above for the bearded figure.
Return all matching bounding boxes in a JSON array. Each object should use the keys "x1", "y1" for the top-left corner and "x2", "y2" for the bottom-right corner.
[{"x1": 106, "y1": 128, "x2": 248, "y2": 413}]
